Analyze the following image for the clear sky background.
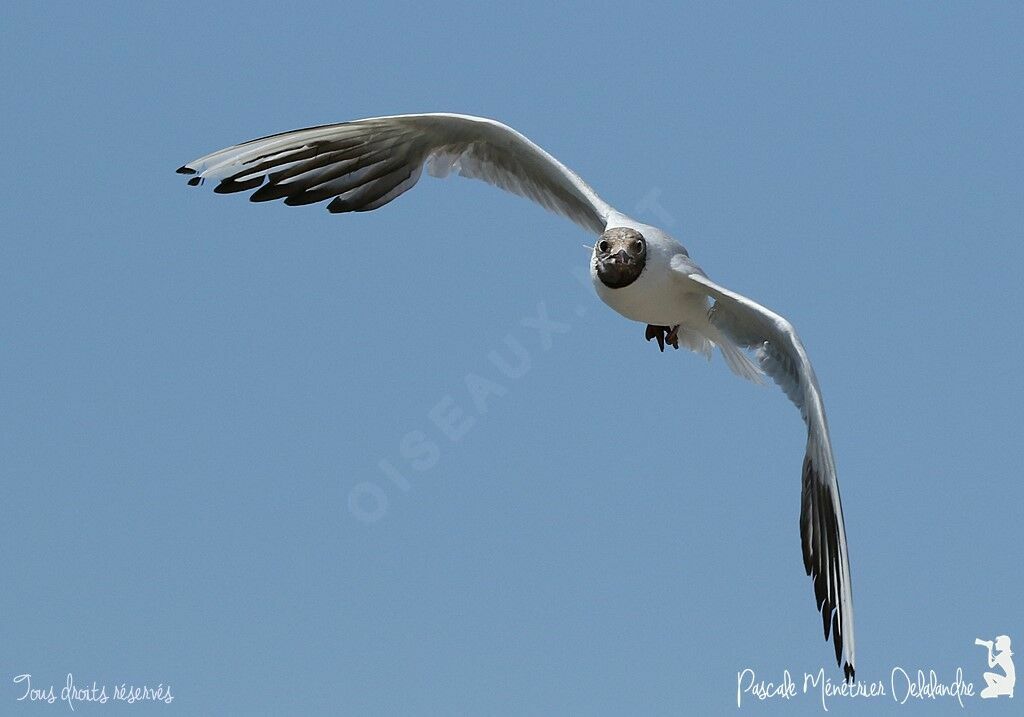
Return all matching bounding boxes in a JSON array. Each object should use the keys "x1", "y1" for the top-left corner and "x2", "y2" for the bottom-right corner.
[{"x1": 2, "y1": 2, "x2": 1022, "y2": 714}]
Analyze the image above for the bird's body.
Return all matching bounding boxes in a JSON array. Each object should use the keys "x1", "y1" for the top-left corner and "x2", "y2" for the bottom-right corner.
[
  {"x1": 178, "y1": 112, "x2": 856, "y2": 681},
  {"x1": 591, "y1": 219, "x2": 692, "y2": 325}
]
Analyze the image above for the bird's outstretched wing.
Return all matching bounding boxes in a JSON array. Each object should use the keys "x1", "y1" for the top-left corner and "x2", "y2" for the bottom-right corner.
[
  {"x1": 177, "y1": 113, "x2": 616, "y2": 234},
  {"x1": 673, "y1": 258, "x2": 856, "y2": 681}
]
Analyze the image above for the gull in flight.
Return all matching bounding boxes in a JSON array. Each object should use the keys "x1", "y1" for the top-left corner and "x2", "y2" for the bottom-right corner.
[{"x1": 177, "y1": 113, "x2": 856, "y2": 680}]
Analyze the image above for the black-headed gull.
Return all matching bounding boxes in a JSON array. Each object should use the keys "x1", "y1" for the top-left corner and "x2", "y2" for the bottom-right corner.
[{"x1": 177, "y1": 113, "x2": 856, "y2": 680}]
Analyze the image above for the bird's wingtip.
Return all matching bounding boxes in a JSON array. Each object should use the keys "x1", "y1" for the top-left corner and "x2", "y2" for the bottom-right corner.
[
  {"x1": 176, "y1": 165, "x2": 197, "y2": 175},
  {"x1": 843, "y1": 661, "x2": 855, "y2": 683}
]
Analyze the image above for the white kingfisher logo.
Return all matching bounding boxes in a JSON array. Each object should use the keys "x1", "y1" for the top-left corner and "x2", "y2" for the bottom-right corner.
[{"x1": 975, "y1": 635, "x2": 1015, "y2": 699}]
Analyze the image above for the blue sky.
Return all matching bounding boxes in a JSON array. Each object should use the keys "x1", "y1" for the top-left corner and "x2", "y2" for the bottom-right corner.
[{"x1": 2, "y1": 2, "x2": 1022, "y2": 714}]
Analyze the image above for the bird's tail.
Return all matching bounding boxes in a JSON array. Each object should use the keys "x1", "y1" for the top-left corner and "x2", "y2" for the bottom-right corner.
[{"x1": 712, "y1": 330, "x2": 765, "y2": 385}]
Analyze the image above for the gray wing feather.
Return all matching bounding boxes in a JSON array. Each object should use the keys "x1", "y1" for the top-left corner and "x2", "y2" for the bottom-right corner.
[
  {"x1": 679, "y1": 266, "x2": 856, "y2": 682},
  {"x1": 177, "y1": 113, "x2": 615, "y2": 234}
]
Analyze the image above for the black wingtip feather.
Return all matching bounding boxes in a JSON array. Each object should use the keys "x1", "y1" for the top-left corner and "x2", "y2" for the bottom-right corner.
[
  {"x1": 327, "y1": 196, "x2": 350, "y2": 213},
  {"x1": 187, "y1": 176, "x2": 202, "y2": 186},
  {"x1": 250, "y1": 183, "x2": 293, "y2": 203},
  {"x1": 176, "y1": 165, "x2": 196, "y2": 175},
  {"x1": 214, "y1": 176, "x2": 264, "y2": 194},
  {"x1": 832, "y1": 612, "x2": 842, "y2": 662},
  {"x1": 801, "y1": 450, "x2": 853, "y2": 684}
]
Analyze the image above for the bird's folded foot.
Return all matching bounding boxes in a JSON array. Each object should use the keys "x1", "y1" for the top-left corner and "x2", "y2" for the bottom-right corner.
[
  {"x1": 666, "y1": 325, "x2": 680, "y2": 349},
  {"x1": 645, "y1": 324, "x2": 680, "y2": 352}
]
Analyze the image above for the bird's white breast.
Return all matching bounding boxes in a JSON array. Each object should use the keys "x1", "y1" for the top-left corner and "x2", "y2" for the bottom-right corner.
[{"x1": 591, "y1": 226, "x2": 709, "y2": 327}]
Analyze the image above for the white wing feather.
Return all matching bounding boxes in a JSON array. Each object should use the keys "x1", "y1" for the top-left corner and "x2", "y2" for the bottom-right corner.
[
  {"x1": 674, "y1": 262, "x2": 856, "y2": 681},
  {"x1": 177, "y1": 113, "x2": 616, "y2": 235}
]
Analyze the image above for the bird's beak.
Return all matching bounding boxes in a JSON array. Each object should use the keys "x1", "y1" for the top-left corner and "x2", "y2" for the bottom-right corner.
[{"x1": 608, "y1": 249, "x2": 631, "y2": 265}]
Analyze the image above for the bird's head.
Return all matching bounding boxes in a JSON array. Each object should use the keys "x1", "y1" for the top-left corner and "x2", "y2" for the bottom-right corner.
[{"x1": 594, "y1": 227, "x2": 647, "y2": 288}]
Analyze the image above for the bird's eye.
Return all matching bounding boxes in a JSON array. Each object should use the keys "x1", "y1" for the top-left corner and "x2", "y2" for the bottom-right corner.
[
  {"x1": 632, "y1": 239, "x2": 645, "y2": 253},
  {"x1": 598, "y1": 240, "x2": 609, "y2": 253}
]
